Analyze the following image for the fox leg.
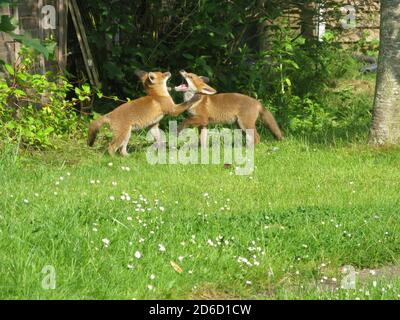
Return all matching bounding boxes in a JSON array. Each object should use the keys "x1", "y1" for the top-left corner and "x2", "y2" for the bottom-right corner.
[
  {"x1": 237, "y1": 117, "x2": 260, "y2": 145},
  {"x1": 178, "y1": 117, "x2": 208, "y2": 148},
  {"x1": 108, "y1": 127, "x2": 131, "y2": 156},
  {"x1": 120, "y1": 128, "x2": 132, "y2": 156},
  {"x1": 149, "y1": 123, "x2": 164, "y2": 148}
]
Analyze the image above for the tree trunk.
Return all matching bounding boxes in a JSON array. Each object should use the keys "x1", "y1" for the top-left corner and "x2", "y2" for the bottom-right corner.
[
  {"x1": 257, "y1": 0, "x2": 271, "y2": 52},
  {"x1": 258, "y1": 20, "x2": 271, "y2": 52},
  {"x1": 369, "y1": 0, "x2": 400, "y2": 145},
  {"x1": 299, "y1": 1, "x2": 316, "y2": 42}
]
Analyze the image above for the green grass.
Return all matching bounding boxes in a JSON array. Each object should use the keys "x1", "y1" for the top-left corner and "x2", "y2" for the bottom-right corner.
[{"x1": 1, "y1": 136, "x2": 400, "y2": 300}]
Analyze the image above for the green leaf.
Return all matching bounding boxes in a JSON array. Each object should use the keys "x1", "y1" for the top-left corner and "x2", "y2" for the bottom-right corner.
[
  {"x1": 82, "y1": 83, "x2": 91, "y2": 94},
  {"x1": 0, "y1": 15, "x2": 15, "y2": 33},
  {"x1": 284, "y1": 78, "x2": 292, "y2": 87},
  {"x1": 5, "y1": 122, "x2": 15, "y2": 129},
  {"x1": 44, "y1": 127, "x2": 54, "y2": 134},
  {"x1": 11, "y1": 33, "x2": 50, "y2": 59},
  {"x1": 182, "y1": 53, "x2": 194, "y2": 60},
  {"x1": 78, "y1": 95, "x2": 90, "y2": 101},
  {"x1": 14, "y1": 89, "x2": 26, "y2": 97},
  {"x1": 44, "y1": 41, "x2": 57, "y2": 56},
  {"x1": 17, "y1": 72, "x2": 27, "y2": 81},
  {"x1": 4, "y1": 63, "x2": 14, "y2": 75}
]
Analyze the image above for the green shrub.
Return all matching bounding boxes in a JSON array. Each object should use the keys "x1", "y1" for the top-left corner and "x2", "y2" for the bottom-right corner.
[
  {"x1": 225, "y1": 27, "x2": 372, "y2": 138},
  {"x1": 75, "y1": 1, "x2": 374, "y2": 141},
  {"x1": 0, "y1": 47, "x2": 91, "y2": 149}
]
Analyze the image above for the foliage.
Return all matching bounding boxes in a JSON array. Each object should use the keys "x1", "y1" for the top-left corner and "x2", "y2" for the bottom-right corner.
[
  {"x1": 0, "y1": 47, "x2": 91, "y2": 148},
  {"x1": 76, "y1": 0, "x2": 374, "y2": 138},
  {"x1": 207, "y1": 26, "x2": 373, "y2": 137},
  {"x1": 266, "y1": 29, "x2": 372, "y2": 137},
  {"x1": 0, "y1": 0, "x2": 378, "y2": 150},
  {"x1": 355, "y1": 30, "x2": 380, "y2": 58}
]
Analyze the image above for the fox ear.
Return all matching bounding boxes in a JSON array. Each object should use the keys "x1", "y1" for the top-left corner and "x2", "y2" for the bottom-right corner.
[
  {"x1": 135, "y1": 70, "x2": 147, "y2": 81},
  {"x1": 148, "y1": 72, "x2": 156, "y2": 83},
  {"x1": 200, "y1": 76, "x2": 210, "y2": 84},
  {"x1": 200, "y1": 84, "x2": 217, "y2": 95}
]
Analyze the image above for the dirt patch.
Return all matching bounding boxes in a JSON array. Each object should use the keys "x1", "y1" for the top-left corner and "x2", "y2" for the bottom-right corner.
[
  {"x1": 358, "y1": 265, "x2": 400, "y2": 280},
  {"x1": 189, "y1": 282, "x2": 277, "y2": 300},
  {"x1": 188, "y1": 265, "x2": 400, "y2": 299},
  {"x1": 332, "y1": 79, "x2": 375, "y2": 95},
  {"x1": 189, "y1": 285, "x2": 241, "y2": 300},
  {"x1": 318, "y1": 264, "x2": 400, "y2": 292}
]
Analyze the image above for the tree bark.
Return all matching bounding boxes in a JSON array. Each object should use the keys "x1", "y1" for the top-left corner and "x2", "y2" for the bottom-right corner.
[
  {"x1": 257, "y1": 0, "x2": 271, "y2": 52},
  {"x1": 369, "y1": 0, "x2": 400, "y2": 145},
  {"x1": 299, "y1": 1, "x2": 316, "y2": 42}
]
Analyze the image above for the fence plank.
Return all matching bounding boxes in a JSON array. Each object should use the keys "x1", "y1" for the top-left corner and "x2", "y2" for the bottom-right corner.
[{"x1": 69, "y1": 0, "x2": 100, "y2": 88}]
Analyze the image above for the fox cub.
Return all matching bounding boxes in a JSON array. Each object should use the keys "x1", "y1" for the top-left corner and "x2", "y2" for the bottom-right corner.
[
  {"x1": 88, "y1": 71, "x2": 191, "y2": 156},
  {"x1": 175, "y1": 70, "x2": 283, "y2": 145}
]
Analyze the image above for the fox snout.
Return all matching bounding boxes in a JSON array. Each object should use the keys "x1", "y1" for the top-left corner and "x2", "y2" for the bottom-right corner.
[{"x1": 176, "y1": 70, "x2": 217, "y2": 95}]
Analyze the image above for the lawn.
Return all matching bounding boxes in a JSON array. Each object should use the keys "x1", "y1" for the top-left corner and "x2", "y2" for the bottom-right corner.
[{"x1": 1, "y1": 136, "x2": 400, "y2": 300}]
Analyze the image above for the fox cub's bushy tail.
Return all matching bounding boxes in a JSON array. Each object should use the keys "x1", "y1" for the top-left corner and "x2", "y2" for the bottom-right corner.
[
  {"x1": 259, "y1": 107, "x2": 283, "y2": 140},
  {"x1": 87, "y1": 116, "x2": 109, "y2": 147}
]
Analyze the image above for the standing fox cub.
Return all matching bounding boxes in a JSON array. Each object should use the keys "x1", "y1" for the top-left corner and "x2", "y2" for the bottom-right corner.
[
  {"x1": 88, "y1": 71, "x2": 191, "y2": 156},
  {"x1": 175, "y1": 70, "x2": 283, "y2": 145}
]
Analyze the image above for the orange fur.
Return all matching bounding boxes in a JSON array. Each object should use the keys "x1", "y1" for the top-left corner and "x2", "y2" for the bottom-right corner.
[
  {"x1": 88, "y1": 71, "x2": 191, "y2": 156},
  {"x1": 177, "y1": 71, "x2": 283, "y2": 143}
]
